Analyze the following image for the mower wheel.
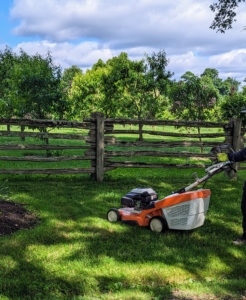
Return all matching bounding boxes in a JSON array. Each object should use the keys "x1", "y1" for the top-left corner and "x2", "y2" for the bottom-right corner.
[
  {"x1": 149, "y1": 216, "x2": 167, "y2": 233},
  {"x1": 107, "y1": 209, "x2": 121, "y2": 222}
]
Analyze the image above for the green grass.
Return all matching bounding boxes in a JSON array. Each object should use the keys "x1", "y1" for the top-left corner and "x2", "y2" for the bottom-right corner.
[
  {"x1": 0, "y1": 168, "x2": 245, "y2": 300},
  {"x1": 0, "y1": 124, "x2": 245, "y2": 299}
]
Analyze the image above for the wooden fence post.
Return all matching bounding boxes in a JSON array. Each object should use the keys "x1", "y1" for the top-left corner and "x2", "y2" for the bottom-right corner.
[
  {"x1": 232, "y1": 117, "x2": 242, "y2": 152},
  {"x1": 230, "y1": 117, "x2": 242, "y2": 179},
  {"x1": 93, "y1": 112, "x2": 105, "y2": 182}
]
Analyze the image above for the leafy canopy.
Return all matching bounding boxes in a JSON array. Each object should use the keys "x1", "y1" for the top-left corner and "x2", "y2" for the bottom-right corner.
[
  {"x1": 201, "y1": 68, "x2": 240, "y2": 96},
  {"x1": 70, "y1": 50, "x2": 173, "y2": 122},
  {"x1": 170, "y1": 71, "x2": 220, "y2": 122},
  {"x1": 210, "y1": 0, "x2": 245, "y2": 32},
  {"x1": 221, "y1": 91, "x2": 246, "y2": 121},
  {"x1": 0, "y1": 47, "x2": 18, "y2": 117},
  {"x1": 0, "y1": 47, "x2": 64, "y2": 119}
]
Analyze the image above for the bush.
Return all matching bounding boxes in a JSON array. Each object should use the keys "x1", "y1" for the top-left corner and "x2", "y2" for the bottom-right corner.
[{"x1": 220, "y1": 92, "x2": 246, "y2": 121}]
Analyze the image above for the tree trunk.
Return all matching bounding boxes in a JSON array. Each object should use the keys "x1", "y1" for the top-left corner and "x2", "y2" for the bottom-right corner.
[
  {"x1": 138, "y1": 123, "x2": 143, "y2": 141},
  {"x1": 20, "y1": 126, "x2": 25, "y2": 141},
  {"x1": 198, "y1": 126, "x2": 203, "y2": 153}
]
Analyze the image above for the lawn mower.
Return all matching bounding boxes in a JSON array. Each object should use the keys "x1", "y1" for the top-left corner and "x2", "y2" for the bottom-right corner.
[{"x1": 106, "y1": 158, "x2": 235, "y2": 233}]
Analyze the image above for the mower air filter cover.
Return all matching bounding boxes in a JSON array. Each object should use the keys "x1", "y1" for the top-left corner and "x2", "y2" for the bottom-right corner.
[
  {"x1": 121, "y1": 187, "x2": 158, "y2": 206},
  {"x1": 121, "y1": 196, "x2": 136, "y2": 207}
]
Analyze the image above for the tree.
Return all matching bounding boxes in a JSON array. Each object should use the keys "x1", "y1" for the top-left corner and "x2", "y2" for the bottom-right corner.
[
  {"x1": 61, "y1": 65, "x2": 82, "y2": 96},
  {"x1": 243, "y1": 85, "x2": 246, "y2": 95},
  {"x1": 70, "y1": 51, "x2": 173, "y2": 139},
  {"x1": 201, "y1": 68, "x2": 233, "y2": 96},
  {"x1": 170, "y1": 71, "x2": 221, "y2": 151},
  {"x1": 103, "y1": 50, "x2": 173, "y2": 140},
  {"x1": 61, "y1": 65, "x2": 82, "y2": 119},
  {"x1": 144, "y1": 50, "x2": 174, "y2": 117},
  {"x1": 70, "y1": 53, "x2": 143, "y2": 120},
  {"x1": 0, "y1": 47, "x2": 18, "y2": 118},
  {"x1": 0, "y1": 48, "x2": 64, "y2": 120},
  {"x1": 220, "y1": 91, "x2": 246, "y2": 123},
  {"x1": 224, "y1": 76, "x2": 241, "y2": 92},
  {"x1": 101, "y1": 52, "x2": 133, "y2": 118},
  {"x1": 210, "y1": 0, "x2": 245, "y2": 32},
  {"x1": 201, "y1": 68, "x2": 220, "y2": 84},
  {"x1": 69, "y1": 61, "x2": 108, "y2": 119},
  {"x1": 8, "y1": 50, "x2": 63, "y2": 120},
  {"x1": 171, "y1": 72, "x2": 220, "y2": 121}
]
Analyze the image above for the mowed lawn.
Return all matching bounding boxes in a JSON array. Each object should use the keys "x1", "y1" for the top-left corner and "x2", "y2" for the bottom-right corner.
[{"x1": 0, "y1": 124, "x2": 245, "y2": 300}]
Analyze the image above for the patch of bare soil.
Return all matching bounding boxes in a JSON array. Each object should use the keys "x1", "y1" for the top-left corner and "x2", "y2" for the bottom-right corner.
[{"x1": 0, "y1": 199, "x2": 38, "y2": 236}]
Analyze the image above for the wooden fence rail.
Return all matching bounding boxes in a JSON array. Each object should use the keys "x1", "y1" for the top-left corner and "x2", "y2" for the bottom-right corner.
[
  {"x1": 0, "y1": 113, "x2": 244, "y2": 181},
  {"x1": 0, "y1": 117, "x2": 96, "y2": 176}
]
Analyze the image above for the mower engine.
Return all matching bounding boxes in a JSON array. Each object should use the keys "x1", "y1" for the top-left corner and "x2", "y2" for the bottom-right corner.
[{"x1": 121, "y1": 187, "x2": 158, "y2": 210}]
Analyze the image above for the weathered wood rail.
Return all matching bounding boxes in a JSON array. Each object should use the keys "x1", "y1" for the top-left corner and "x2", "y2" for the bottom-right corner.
[
  {"x1": 0, "y1": 118, "x2": 96, "y2": 175},
  {"x1": 0, "y1": 113, "x2": 244, "y2": 181}
]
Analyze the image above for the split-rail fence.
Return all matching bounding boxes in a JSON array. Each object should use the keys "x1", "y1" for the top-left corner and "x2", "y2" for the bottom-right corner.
[{"x1": 0, "y1": 112, "x2": 244, "y2": 181}]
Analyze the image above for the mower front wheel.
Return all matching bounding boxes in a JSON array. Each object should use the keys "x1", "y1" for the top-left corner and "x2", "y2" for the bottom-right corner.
[
  {"x1": 149, "y1": 216, "x2": 167, "y2": 233},
  {"x1": 107, "y1": 209, "x2": 121, "y2": 222}
]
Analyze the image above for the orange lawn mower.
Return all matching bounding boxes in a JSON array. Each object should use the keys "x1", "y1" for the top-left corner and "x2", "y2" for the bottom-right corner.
[{"x1": 106, "y1": 158, "x2": 235, "y2": 233}]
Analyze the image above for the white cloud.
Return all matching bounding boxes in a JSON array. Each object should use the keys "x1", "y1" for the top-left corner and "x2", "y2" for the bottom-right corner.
[
  {"x1": 169, "y1": 49, "x2": 246, "y2": 82},
  {"x1": 7, "y1": 0, "x2": 246, "y2": 82},
  {"x1": 10, "y1": 0, "x2": 246, "y2": 54},
  {"x1": 10, "y1": 0, "x2": 212, "y2": 45},
  {"x1": 13, "y1": 40, "x2": 115, "y2": 69},
  {"x1": 12, "y1": 40, "x2": 245, "y2": 84}
]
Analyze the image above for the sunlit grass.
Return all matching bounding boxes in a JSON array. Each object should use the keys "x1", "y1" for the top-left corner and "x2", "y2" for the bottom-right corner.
[
  {"x1": 0, "y1": 168, "x2": 245, "y2": 299},
  {"x1": 0, "y1": 124, "x2": 245, "y2": 299}
]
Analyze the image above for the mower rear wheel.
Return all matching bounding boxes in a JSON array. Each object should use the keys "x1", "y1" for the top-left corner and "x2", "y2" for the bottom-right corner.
[
  {"x1": 149, "y1": 216, "x2": 167, "y2": 233},
  {"x1": 107, "y1": 209, "x2": 121, "y2": 222}
]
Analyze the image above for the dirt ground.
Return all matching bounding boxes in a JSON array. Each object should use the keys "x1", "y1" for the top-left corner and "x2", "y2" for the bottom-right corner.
[{"x1": 0, "y1": 199, "x2": 38, "y2": 236}]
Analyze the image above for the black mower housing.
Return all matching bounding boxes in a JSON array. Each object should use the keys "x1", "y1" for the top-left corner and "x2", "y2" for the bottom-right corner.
[{"x1": 121, "y1": 187, "x2": 158, "y2": 208}]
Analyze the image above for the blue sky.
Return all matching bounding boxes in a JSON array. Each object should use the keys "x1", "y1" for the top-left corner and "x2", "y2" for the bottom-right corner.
[
  {"x1": 0, "y1": 0, "x2": 245, "y2": 84},
  {"x1": 0, "y1": 1, "x2": 13, "y2": 45}
]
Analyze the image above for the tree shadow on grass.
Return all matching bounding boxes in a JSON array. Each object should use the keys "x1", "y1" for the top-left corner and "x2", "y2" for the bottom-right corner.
[{"x1": 0, "y1": 173, "x2": 245, "y2": 299}]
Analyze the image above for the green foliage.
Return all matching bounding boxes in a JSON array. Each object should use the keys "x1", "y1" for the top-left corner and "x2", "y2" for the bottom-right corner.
[
  {"x1": 170, "y1": 71, "x2": 220, "y2": 122},
  {"x1": 11, "y1": 50, "x2": 63, "y2": 119},
  {"x1": 114, "y1": 50, "x2": 173, "y2": 120},
  {"x1": 1, "y1": 46, "x2": 245, "y2": 126},
  {"x1": 0, "y1": 47, "x2": 65, "y2": 120},
  {"x1": 60, "y1": 65, "x2": 82, "y2": 119},
  {"x1": 62, "y1": 65, "x2": 82, "y2": 88},
  {"x1": 224, "y1": 76, "x2": 241, "y2": 92},
  {"x1": 0, "y1": 47, "x2": 18, "y2": 117},
  {"x1": 70, "y1": 63, "x2": 108, "y2": 119},
  {"x1": 201, "y1": 68, "x2": 220, "y2": 82},
  {"x1": 210, "y1": 0, "x2": 246, "y2": 32},
  {"x1": 70, "y1": 50, "x2": 173, "y2": 124},
  {"x1": 220, "y1": 91, "x2": 246, "y2": 121},
  {"x1": 242, "y1": 85, "x2": 246, "y2": 95},
  {"x1": 200, "y1": 68, "x2": 240, "y2": 96}
]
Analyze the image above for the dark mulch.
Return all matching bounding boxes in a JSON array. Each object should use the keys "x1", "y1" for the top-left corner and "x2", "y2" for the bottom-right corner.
[{"x1": 0, "y1": 199, "x2": 38, "y2": 236}]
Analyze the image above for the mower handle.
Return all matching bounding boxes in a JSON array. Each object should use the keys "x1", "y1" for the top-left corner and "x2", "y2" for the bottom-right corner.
[
  {"x1": 173, "y1": 160, "x2": 234, "y2": 194},
  {"x1": 173, "y1": 145, "x2": 236, "y2": 194},
  {"x1": 210, "y1": 145, "x2": 235, "y2": 154},
  {"x1": 228, "y1": 163, "x2": 237, "y2": 174}
]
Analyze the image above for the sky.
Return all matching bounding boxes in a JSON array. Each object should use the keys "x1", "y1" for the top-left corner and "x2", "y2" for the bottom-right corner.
[{"x1": 0, "y1": 0, "x2": 245, "y2": 84}]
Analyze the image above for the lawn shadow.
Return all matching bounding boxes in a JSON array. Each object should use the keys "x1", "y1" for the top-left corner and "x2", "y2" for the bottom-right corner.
[{"x1": 0, "y1": 172, "x2": 245, "y2": 299}]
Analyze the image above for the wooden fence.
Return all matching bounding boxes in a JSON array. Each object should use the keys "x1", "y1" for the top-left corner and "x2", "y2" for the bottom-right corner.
[{"x1": 0, "y1": 112, "x2": 244, "y2": 181}]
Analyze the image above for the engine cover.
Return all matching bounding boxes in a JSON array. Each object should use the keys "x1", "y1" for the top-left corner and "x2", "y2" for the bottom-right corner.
[{"x1": 121, "y1": 187, "x2": 158, "y2": 208}]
